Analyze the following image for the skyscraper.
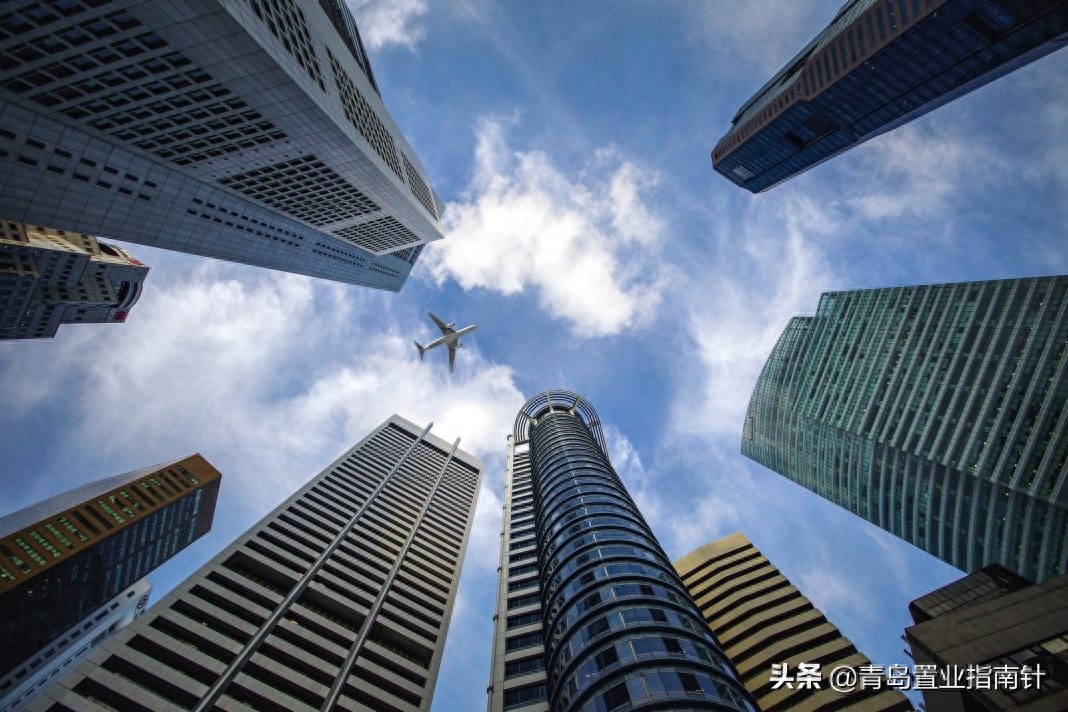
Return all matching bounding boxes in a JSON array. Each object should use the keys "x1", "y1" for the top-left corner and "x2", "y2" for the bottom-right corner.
[
  {"x1": 1, "y1": 578, "x2": 151, "y2": 711},
  {"x1": 1, "y1": 219, "x2": 148, "y2": 340},
  {"x1": 31, "y1": 415, "x2": 482, "y2": 712},
  {"x1": 487, "y1": 390, "x2": 755, "y2": 712},
  {"x1": 0, "y1": 454, "x2": 221, "y2": 684},
  {"x1": 905, "y1": 566, "x2": 1068, "y2": 711},
  {"x1": 675, "y1": 532, "x2": 912, "y2": 712},
  {"x1": 742, "y1": 276, "x2": 1068, "y2": 582},
  {"x1": 711, "y1": 0, "x2": 1068, "y2": 193},
  {"x1": 0, "y1": 0, "x2": 443, "y2": 290}
]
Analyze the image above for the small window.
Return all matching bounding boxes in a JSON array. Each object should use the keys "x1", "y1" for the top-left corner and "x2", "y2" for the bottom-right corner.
[{"x1": 602, "y1": 682, "x2": 629, "y2": 710}]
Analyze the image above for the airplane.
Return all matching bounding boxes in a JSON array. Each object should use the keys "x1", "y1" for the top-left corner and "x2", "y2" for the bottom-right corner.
[{"x1": 414, "y1": 311, "x2": 477, "y2": 374}]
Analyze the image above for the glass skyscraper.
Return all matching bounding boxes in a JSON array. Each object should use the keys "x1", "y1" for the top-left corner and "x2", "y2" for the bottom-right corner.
[
  {"x1": 30, "y1": 415, "x2": 481, "y2": 712},
  {"x1": 0, "y1": 0, "x2": 443, "y2": 290},
  {"x1": 712, "y1": 0, "x2": 1068, "y2": 193},
  {"x1": 743, "y1": 276, "x2": 1068, "y2": 582},
  {"x1": 487, "y1": 390, "x2": 755, "y2": 712}
]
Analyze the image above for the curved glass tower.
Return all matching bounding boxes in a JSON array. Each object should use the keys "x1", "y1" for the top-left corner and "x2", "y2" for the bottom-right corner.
[
  {"x1": 487, "y1": 390, "x2": 754, "y2": 712},
  {"x1": 743, "y1": 277, "x2": 1068, "y2": 582}
]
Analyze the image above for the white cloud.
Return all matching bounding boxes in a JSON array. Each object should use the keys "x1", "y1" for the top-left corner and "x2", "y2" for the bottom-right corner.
[
  {"x1": 672, "y1": 193, "x2": 838, "y2": 440},
  {"x1": 795, "y1": 564, "x2": 872, "y2": 624},
  {"x1": 683, "y1": 2, "x2": 833, "y2": 78},
  {"x1": 0, "y1": 256, "x2": 525, "y2": 712},
  {"x1": 421, "y1": 118, "x2": 667, "y2": 337},
  {"x1": 605, "y1": 426, "x2": 747, "y2": 561},
  {"x1": 0, "y1": 258, "x2": 524, "y2": 517},
  {"x1": 344, "y1": 0, "x2": 428, "y2": 51},
  {"x1": 841, "y1": 123, "x2": 984, "y2": 221}
]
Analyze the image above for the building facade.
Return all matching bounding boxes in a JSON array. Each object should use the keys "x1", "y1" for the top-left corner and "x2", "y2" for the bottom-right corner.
[
  {"x1": 487, "y1": 390, "x2": 756, "y2": 712},
  {"x1": 905, "y1": 566, "x2": 1068, "y2": 711},
  {"x1": 712, "y1": 0, "x2": 1068, "y2": 193},
  {"x1": 675, "y1": 532, "x2": 912, "y2": 711},
  {"x1": 1, "y1": 578, "x2": 151, "y2": 712},
  {"x1": 1, "y1": 219, "x2": 148, "y2": 339},
  {"x1": 0, "y1": 455, "x2": 221, "y2": 683},
  {"x1": 742, "y1": 276, "x2": 1068, "y2": 582},
  {"x1": 0, "y1": 0, "x2": 443, "y2": 290},
  {"x1": 31, "y1": 415, "x2": 482, "y2": 712}
]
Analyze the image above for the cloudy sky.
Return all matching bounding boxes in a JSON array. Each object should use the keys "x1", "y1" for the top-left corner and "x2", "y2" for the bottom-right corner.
[{"x1": 2, "y1": 1, "x2": 1066, "y2": 709}]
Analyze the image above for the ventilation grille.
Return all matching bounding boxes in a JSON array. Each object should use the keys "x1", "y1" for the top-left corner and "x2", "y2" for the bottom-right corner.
[
  {"x1": 328, "y1": 49, "x2": 403, "y2": 179},
  {"x1": 219, "y1": 154, "x2": 380, "y2": 227},
  {"x1": 0, "y1": 8, "x2": 288, "y2": 168},
  {"x1": 334, "y1": 217, "x2": 419, "y2": 254},
  {"x1": 0, "y1": 6, "x2": 142, "y2": 58},
  {"x1": 402, "y1": 154, "x2": 436, "y2": 218},
  {"x1": 186, "y1": 197, "x2": 303, "y2": 248},
  {"x1": 101, "y1": 96, "x2": 286, "y2": 166},
  {"x1": 245, "y1": 0, "x2": 325, "y2": 91},
  {"x1": 318, "y1": 0, "x2": 374, "y2": 86},
  {"x1": 312, "y1": 240, "x2": 366, "y2": 267},
  {"x1": 391, "y1": 244, "x2": 424, "y2": 266}
]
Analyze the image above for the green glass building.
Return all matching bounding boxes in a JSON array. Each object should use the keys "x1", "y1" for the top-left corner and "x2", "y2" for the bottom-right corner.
[{"x1": 743, "y1": 276, "x2": 1068, "y2": 582}]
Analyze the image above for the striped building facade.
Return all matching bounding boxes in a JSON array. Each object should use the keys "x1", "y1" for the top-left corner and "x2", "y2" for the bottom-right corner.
[
  {"x1": 675, "y1": 533, "x2": 912, "y2": 711},
  {"x1": 31, "y1": 415, "x2": 482, "y2": 712}
]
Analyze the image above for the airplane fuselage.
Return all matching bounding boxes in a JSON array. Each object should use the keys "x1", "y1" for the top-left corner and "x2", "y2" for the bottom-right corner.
[{"x1": 423, "y1": 324, "x2": 477, "y2": 350}]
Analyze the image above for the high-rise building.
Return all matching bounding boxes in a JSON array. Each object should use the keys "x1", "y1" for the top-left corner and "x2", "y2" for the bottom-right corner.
[
  {"x1": 711, "y1": 0, "x2": 1068, "y2": 193},
  {"x1": 1, "y1": 578, "x2": 151, "y2": 712},
  {"x1": 0, "y1": 0, "x2": 444, "y2": 290},
  {"x1": 0, "y1": 454, "x2": 221, "y2": 684},
  {"x1": 1, "y1": 219, "x2": 148, "y2": 340},
  {"x1": 30, "y1": 415, "x2": 482, "y2": 712},
  {"x1": 487, "y1": 390, "x2": 756, "y2": 712},
  {"x1": 905, "y1": 565, "x2": 1068, "y2": 711},
  {"x1": 675, "y1": 532, "x2": 912, "y2": 712},
  {"x1": 742, "y1": 276, "x2": 1068, "y2": 582}
]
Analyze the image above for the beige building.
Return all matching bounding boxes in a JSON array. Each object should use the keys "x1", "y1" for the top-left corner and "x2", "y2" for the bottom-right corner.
[
  {"x1": 675, "y1": 532, "x2": 912, "y2": 712},
  {"x1": 0, "y1": 220, "x2": 148, "y2": 339}
]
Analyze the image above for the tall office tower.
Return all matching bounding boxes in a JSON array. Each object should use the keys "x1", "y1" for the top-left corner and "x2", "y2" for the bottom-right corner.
[
  {"x1": 0, "y1": 455, "x2": 221, "y2": 686},
  {"x1": 487, "y1": 390, "x2": 756, "y2": 712},
  {"x1": 905, "y1": 566, "x2": 1068, "y2": 711},
  {"x1": 0, "y1": 219, "x2": 148, "y2": 340},
  {"x1": 31, "y1": 415, "x2": 482, "y2": 712},
  {"x1": 675, "y1": 532, "x2": 912, "y2": 712},
  {"x1": 1, "y1": 578, "x2": 151, "y2": 711},
  {"x1": 0, "y1": 0, "x2": 444, "y2": 290},
  {"x1": 742, "y1": 276, "x2": 1068, "y2": 582},
  {"x1": 711, "y1": 0, "x2": 1068, "y2": 193}
]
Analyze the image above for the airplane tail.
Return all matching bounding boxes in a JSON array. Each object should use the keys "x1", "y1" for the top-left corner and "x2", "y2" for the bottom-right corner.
[{"x1": 413, "y1": 341, "x2": 426, "y2": 361}]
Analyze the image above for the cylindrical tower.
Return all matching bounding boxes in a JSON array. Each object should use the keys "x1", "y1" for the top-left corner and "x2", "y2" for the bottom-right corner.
[{"x1": 516, "y1": 391, "x2": 754, "y2": 712}]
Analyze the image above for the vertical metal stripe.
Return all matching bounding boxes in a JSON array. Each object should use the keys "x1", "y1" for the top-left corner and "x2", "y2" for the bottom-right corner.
[
  {"x1": 320, "y1": 437, "x2": 463, "y2": 711},
  {"x1": 192, "y1": 421, "x2": 433, "y2": 712}
]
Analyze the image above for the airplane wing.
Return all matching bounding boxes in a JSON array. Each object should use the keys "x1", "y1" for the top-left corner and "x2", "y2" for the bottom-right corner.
[
  {"x1": 428, "y1": 311, "x2": 454, "y2": 335},
  {"x1": 448, "y1": 342, "x2": 457, "y2": 374}
]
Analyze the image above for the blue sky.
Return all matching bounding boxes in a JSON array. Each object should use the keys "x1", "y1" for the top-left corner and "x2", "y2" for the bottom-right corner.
[{"x1": 2, "y1": 1, "x2": 1067, "y2": 709}]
